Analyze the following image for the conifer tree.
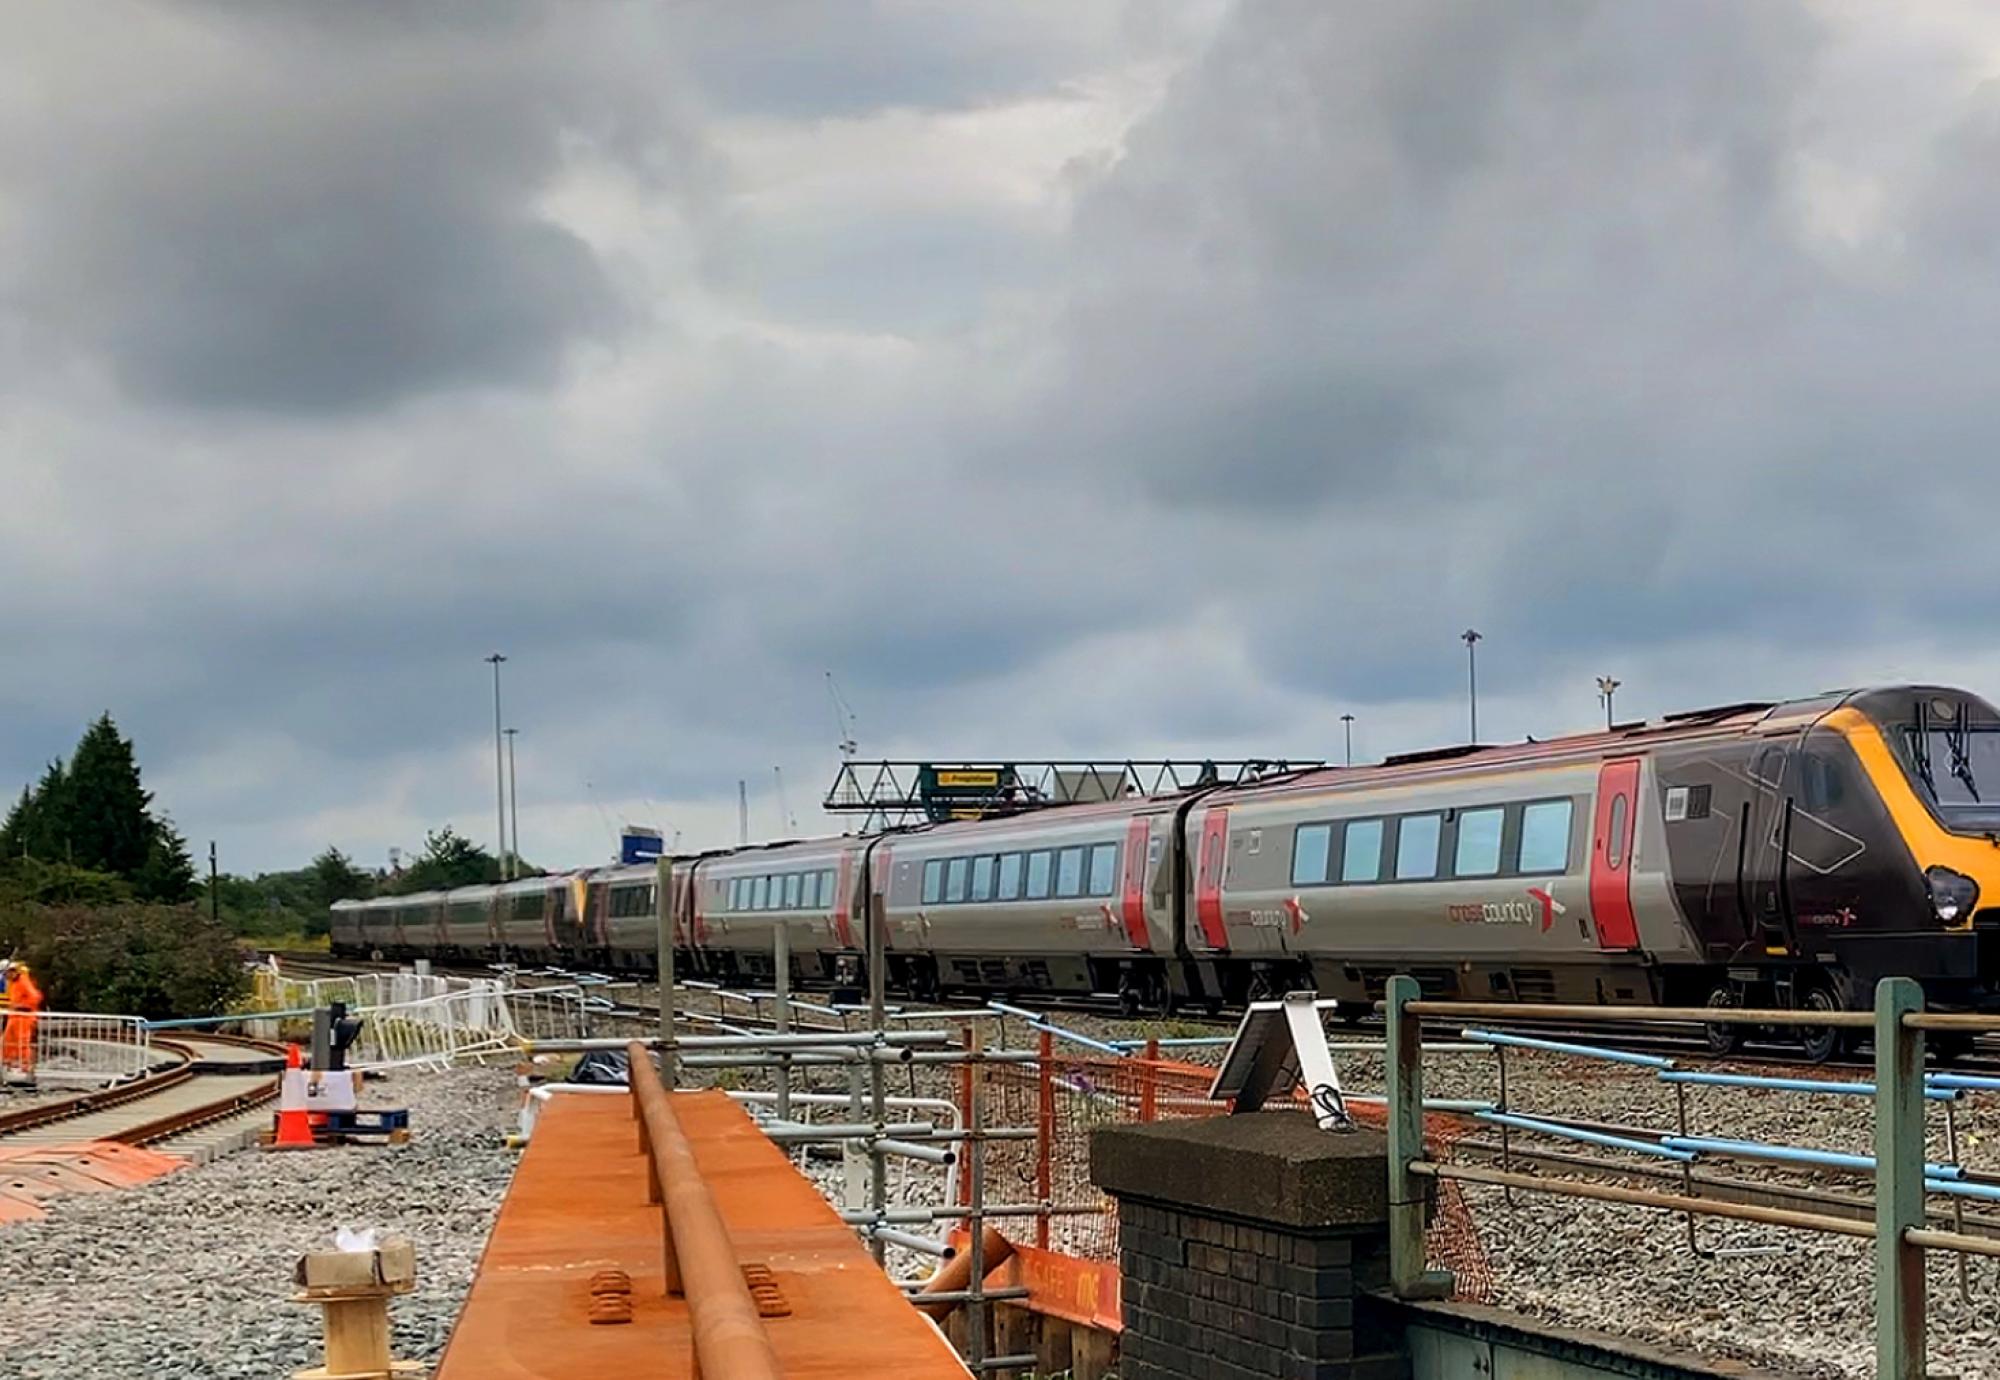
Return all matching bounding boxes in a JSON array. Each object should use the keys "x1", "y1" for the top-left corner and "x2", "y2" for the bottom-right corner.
[
  {"x1": 133, "y1": 815, "x2": 198, "y2": 904},
  {"x1": 65, "y1": 714, "x2": 153, "y2": 877}
]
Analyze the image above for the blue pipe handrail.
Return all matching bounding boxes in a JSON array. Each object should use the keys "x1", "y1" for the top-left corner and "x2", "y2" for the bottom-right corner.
[
  {"x1": 1661, "y1": 1069, "x2": 1963, "y2": 1103},
  {"x1": 1462, "y1": 1027, "x2": 1677, "y2": 1070}
]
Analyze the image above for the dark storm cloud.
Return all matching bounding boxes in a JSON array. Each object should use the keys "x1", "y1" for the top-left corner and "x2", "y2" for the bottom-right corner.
[
  {"x1": 1030, "y1": 0, "x2": 2000, "y2": 714},
  {"x1": 11, "y1": 0, "x2": 2000, "y2": 871},
  {"x1": 0, "y1": 3, "x2": 685, "y2": 412}
]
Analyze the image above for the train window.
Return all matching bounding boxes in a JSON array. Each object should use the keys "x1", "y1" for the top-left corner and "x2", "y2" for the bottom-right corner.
[
  {"x1": 784, "y1": 873, "x2": 802, "y2": 909},
  {"x1": 512, "y1": 892, "x2": 542, "y2": 919},
  {"x1": 1292, "y1": 824, "x2": 1332, "y2": 886},
  {"x1": 997, "y1": 853, "x2": 1024, "y2": 900},
  {"x1": 1454, "y1": 808, "x2": 1504, "y2": 878},
  {"x1": 1088, "y1": 843, "x2": 1119, "y2": 897},
  {"x1": 1801, "y1": 754, "x2": 1847, "y2": 811},
  {"x1": 753, "y1": 875, "x2": 770, "y2": 910},
  {"x1": 923, "y1": 860, "x2": 943, "y2": 905},
  {"x1": 1518, "y1": 800, "x2": 1572, "y2": 874},
  {"x1": 1607, "y1": 796, "x2": 1629, "y2": 869},
  {"x1": 728, "y1": 878, "x2": 743, "y2": 911},
  {"x1": 1395, "y1": 815, "x2": 1442, "y2": 880},
  {"x1": 970, "y1": 855, "x2": 995, "y2": 902},
  {"x1": 1027, "y1": 850, "x2": 1054, "y2": 899},
  {"x1": 1341, "y1": 820, "x2": 1384, "y2": 882},
  {"x1": 1055, "y1": 847, "x2": 1086, "y2": 897},
  {"x1": 945, "y1": 857, "x2": 970, "y2": 903},
  {"x1": 818, "y1": 871, "x2": 834, "y2": 908}
]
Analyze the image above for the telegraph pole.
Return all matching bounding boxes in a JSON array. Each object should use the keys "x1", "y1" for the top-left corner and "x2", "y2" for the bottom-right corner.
[
  {"x1": 209, "y1": 841, "x2": 218, "y2": 921},
  {"x1": 1461, "y1": 629, "x2": 1483, "y2": 741},
  {"x1": 504, "y1": 727, "x2": 521, "y2": 871},
  {"x1": 737, "y1": 779, "x2": 749, "y2": 846},
  {"x1": 485, "y1": 653, "x2": 508, "y2": 880},
  {"x1": 1340, "y1": 714, "x2": 1356, "y2": 767}
]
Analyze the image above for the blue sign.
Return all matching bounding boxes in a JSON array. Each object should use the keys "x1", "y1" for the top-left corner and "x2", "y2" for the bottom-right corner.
[{"x1": 620, "y1": 827, "x2": 664, "y2": 865}]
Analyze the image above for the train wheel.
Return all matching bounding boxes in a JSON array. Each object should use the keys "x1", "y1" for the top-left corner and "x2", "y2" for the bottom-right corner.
[
  {"x1": 1798, "y1": 985, "x2": 1842, "y2": 1065},
  {"x1": 1703, "y1": 984, "x2": 1740, "y2": 1058},
  {"x1": 1117, "y1": 976, "x2": 1142, "y2": 1018}
]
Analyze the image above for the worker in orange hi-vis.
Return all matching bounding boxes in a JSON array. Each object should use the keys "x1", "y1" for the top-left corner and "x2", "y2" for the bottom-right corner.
[{"x1": 1, "y1": 960, "x2": 43, "y2": 1083}]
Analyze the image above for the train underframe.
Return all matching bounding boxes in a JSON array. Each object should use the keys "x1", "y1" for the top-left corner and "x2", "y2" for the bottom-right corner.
[{"x1": 344, "y1": 924, "x2": 1996, "y2": 1063}]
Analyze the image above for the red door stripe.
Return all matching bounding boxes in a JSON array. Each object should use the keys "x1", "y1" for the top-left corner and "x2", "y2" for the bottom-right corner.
[
  {"x1": 1589, "y1": 759, "x2": 1642, "y2": 950},
  {"x1": 833, "y1": 853, "x2": 857, "y2": 949},
  {"x1": 1121, "y1": 817, "x2": 1153, "y2": 951},
  {"x1": 1194, "y1": 807, "x2": 1230, "y2": 951}
]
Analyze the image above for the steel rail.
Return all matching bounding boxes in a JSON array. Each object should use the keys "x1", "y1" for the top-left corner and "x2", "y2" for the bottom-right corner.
[
  {"x1": 624, "y1": 1041, "x2": 782, "y2": 1380},
  {"x1": 0, "y1": 1061, "x2": 193, "y2": 1136}
]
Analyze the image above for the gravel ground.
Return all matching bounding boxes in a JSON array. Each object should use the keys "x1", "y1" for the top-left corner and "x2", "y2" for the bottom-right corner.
[
  {"x1": 658, "y1": 990, "x2": 2000, "y2": 1379},
  {"x1": 18, "y1": 983, "x2": 1990, "y2": 1380},
  {"x1": 0, "y1": 1065, "x2": 520, "y2": 1380}
]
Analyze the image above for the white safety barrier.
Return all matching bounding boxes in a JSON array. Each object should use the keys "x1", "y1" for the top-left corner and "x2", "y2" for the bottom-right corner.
[
  {"x1": 1, "y1": 1011, "x2": 152, "y2": 1087},
  {"x1": 242, "y1": 965, "x2": 593, "y2": 1072}
]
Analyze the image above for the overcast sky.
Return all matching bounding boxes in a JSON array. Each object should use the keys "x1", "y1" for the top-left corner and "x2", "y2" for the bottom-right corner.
[{"x1": 6, "y1": 1, "x2": 2000, "y2": 875}]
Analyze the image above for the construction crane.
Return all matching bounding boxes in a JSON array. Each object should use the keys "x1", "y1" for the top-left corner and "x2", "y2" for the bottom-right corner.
[{"x1": 826, "y1": 671, "x2": 859, "y2": 762}]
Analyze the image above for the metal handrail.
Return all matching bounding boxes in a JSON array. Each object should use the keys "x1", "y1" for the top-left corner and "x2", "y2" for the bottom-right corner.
[
  {"x1": 625, "y1": 1041, "x2": 783, "y2": 1380},
  {"x1": 1385, "y1": 979, "x2": 2000, "y2": 1379}
]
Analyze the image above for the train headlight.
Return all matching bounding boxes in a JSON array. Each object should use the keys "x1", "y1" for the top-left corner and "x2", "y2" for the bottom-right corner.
[{"x1": 1926, "y1": 866, "x2": 1979, "y2": 924}]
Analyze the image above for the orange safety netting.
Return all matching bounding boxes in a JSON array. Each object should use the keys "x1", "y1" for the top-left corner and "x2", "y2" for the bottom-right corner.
[{"x1": 971, "y1": 1037, "x2": 1492, "y2": 1305}]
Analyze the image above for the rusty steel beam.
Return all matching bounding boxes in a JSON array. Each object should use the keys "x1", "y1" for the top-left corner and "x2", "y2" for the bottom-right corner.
[{"x1": 625, "y1": 1041, "x2": 782, "y2": 1380}]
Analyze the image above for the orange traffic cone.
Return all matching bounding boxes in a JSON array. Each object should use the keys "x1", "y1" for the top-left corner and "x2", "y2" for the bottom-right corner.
[{"x1": 270, "y1": 1043, "x2": 317, "y2": 1150}]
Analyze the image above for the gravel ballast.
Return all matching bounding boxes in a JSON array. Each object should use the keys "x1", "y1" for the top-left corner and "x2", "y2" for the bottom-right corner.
[
  {"x1": 7, "y1": 987, "x2": 1998, "y2": 1380},
  {"x1": 0, "y1": 1065, "x2": 520, "y2": 1380}
]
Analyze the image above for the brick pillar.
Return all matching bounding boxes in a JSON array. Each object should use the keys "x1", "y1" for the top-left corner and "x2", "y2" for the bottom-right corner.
[{"x1": 1091, "y1": 1112, "x2": 1406, "y2": 1380}]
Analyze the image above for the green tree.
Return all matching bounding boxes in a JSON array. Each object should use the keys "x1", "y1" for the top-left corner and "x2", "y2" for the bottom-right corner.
[
  {"x1": 309, "y1": 846, "x2": 373, "y2": 911},
  {"x1": 133, "y1": 815, "x2": 198, "y2": 904},
  {"x1": 0, "y1": 904, "x2": 246, "y2": 1019},
  {"x1": 389, "y1": 826, "x2": 504, "y2": 894},
  {"x1": 65, "y1": 714, "x2": 153, "y2": 877},
  {"x1": 0, "y1": 761, "x2": 73, "y2": 862}
]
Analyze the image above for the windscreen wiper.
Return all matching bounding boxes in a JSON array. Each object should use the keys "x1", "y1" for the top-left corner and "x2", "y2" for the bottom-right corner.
[
  {"x1": 1947, "y1": 703, "x2": 1981, "y2": 803},
  {"x1": 1912, "y1": 702, "x2": 1937, "y2": 797}
]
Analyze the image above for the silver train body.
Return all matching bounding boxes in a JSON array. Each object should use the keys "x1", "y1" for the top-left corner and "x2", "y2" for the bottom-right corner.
[{"x1": 332, "y1": 687, "x2": 2000, "y2": 1016}]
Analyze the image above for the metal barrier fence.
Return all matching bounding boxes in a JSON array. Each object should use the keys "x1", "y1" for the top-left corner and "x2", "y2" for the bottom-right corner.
[
  {"x1": 1384, "y1": 976, "x2": 2000, "y2": 1380},
  {"x1": 979, "y1": 1032, "x2": 1495, "y2": 1301},
  {"x1": 2, "y1": 1011, "x2": 152, "y2": 1086},
  {"x1": 242, "y1": 967, "x2": 592, "y2": 1071}
]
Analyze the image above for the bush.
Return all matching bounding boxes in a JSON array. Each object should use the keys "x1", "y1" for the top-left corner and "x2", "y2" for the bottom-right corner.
[{"x1": 0, "y1": 904, "x2": 248, "y2": 1019}]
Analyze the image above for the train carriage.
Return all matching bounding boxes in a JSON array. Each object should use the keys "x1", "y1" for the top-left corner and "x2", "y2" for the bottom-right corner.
[{"x1": 328, "y1": 684, "x2": 2000, "y2": 1057}]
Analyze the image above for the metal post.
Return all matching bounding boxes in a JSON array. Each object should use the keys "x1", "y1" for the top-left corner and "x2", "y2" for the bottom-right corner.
[
  {"x1": 1874, "y1": 976, "x2": 1925, "y2": 1380},
  {"x1": 867, "y1": 854, "x2": 888, "y2": 1264},
  {"x1": 1341, "y1": 714, "x2": 1355, "y2": 767},
  {"x1": 504, "y1": 727, "x2": 520, "y2": 869},
  {"x1": 1385, "y1": 975, "x2": 1450, "y2": 1298},
  {"x1": 773, "y1": 922, "x2": 791, "y2": 1124},
  {"x1": 656, "y1": 857, "x2": 676, "y2": 1088},
  {"x1": 209, "y1": 841, "x2": 219, "y2": 922},
  {"x1": 966, "y1": 1031, "x2": 989, "y2": 1373},
  {"x1": 485, "y1": 652, "x2": 508, "y2": 880},
  {"x1": 1036, "y1": 1030, "x2": 1054, "y2": 1250},
  {"x1": 1461, "y1": 629, "x2": 1481, "y2": 741}
]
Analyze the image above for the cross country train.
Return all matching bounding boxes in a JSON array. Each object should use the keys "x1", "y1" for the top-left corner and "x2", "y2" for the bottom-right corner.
[{"x1": 332, "y1": 685, "x2": 2000, "y2": 1055}]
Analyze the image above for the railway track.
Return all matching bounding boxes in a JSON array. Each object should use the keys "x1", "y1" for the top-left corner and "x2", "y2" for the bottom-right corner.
[{"x1": 0, "y1": 1032, "x2": 283, "y2": 1151}]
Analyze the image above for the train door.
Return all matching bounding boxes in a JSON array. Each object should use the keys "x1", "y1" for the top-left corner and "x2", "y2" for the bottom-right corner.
[
  {"x1": 832, "y1": 853, "x2": 858, "y2": 950},
  {"x1": 1193, "y1": 806, "x2": 1230, "y2": 951},
  {"x1": 1589, "y1": 759, "x2": 1642, "y2": 949},
  {"x1": 1121, "y1": 817, "x2": 1154, "y2": 950},
  {"x1": 1744, "y1": 740, "x2": 1801, "y2": 956}
]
